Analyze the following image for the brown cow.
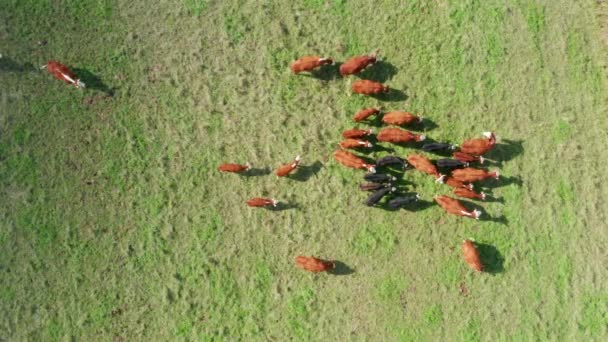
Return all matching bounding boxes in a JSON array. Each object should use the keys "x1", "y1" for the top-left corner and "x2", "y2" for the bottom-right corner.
[
  {"x1": 407, "y1": 154, "x2": 445, "y2": 183},
  {"x1": 353, "y1": 108, "x2": 381, "y2": 122},
  {"x1": 246, "y1": 197, "x2": 278, "y2": 208},
  {"x1": 453, "y1": 151, "x2": 485, "y2": 164},
  {"x1": 462, "y1": 240, "x2": 483, "y2": 272},
  {"x1": 451, "y1": 168, "x2": 499, "y2": 183},
  {"x1": 381, "y1": 111, "x2": 422, "y2": 126},
  {"x1": 460, "y1": 132, "x2": 496, "y2": 156},
  {"x1": 218, "y1": 163, "x2": 251, "y2": 173},
  {"x1": 339, "y1": 139, "x2": 373, "y2": 149},
  {"x1": 378, "y1": 128, "x2": 425, "y2": 144},
  {"x1": 453, "y1": 187, "x2": 486, "y2": 200},
  {"x1": 276, "y1": 155, "x2": 301, "y2": 177},
  {"x1": 295, "y1": 256, "x2": 335, "y2": 273},
  {"x1": 290, "y1": 56, "x2": 333, "y2": 74},
  {"x1": 41, "y1": 61, "x2": 85, "y2": 88},
  {"x1": 434, "y1": 195, "x2": 481, "y2": 219},
  {"x1": 334, "y1": 150, "x2": 376, "y2": 173},
  {"x1": 340, "y1": 54, "x2": 377, "y2": 76},
  {"x1": 342, "y1": 128, "x2": 373, "y2": 139},
  {"x1": 352, "y1": 80, "x2": 389, "y2": 95},
  {"x1": 444, "y1": 176, "x2": 474, "y2": 190}
]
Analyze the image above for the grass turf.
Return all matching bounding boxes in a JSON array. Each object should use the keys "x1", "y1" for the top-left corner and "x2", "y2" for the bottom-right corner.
[{"x1": 1, "y1": 0, "x2": 608, "y2": 340}]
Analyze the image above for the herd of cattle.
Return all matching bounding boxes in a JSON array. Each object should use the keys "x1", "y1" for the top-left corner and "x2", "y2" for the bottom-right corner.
[{"x1": 39, "y1": 54, "x2": 492, "y2": 274}]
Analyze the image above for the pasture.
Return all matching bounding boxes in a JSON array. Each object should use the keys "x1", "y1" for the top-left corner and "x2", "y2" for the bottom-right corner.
[{"x1": 1, "y1": 0, "x2": 608, "y2": 340}]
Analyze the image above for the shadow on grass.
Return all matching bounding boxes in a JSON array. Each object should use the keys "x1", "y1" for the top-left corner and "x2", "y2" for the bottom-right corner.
[
  {"x1": 485, "y1": 139, "x2": 524, "y2": 165},
  {"x1": 460, "y1": 199, "x2": 509, "y2": 225},
  {"x1": 329, "y1": 260, "x2": 355, "y2": 276},
  {"x1": 378, "y1": 198, "x2": 434, "y2": 212},
  {"x1": 356, "y1": 60, "x2": 398, "y2": 83},
  {"x1": 476, "y1": 242, "x2": 505, "y2": 274},
  {"x1": 73, "y1": 68, "x2": 114, "y2": 95},
  {"x1": 267, "y1": 201, "x2": 299, "y2": 211},
  {"x1": 370, "y1": 87, "x2": 408, "y2": 102},
  {"x1": 243, "y1": 167, "x2": 272, "y2": 177},
  {"x1": 480, "y1": 175, "x2": 523, "y2": 189},
  {"x1": 0, "y1": 57, "x2": 35, "y2": 72},
  {"x1": 290, "y1": 161, "x2": 323, "y2": 182}
]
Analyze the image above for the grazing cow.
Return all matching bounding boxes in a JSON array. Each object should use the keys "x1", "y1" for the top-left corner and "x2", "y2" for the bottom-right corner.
[
  {"x1": 451, "y1": 167, "x2": 499, "y2": 183},
  {"x1": 334, "y1": 150, "x2": 376, "y2": 173},
  {"x1": 382, "y1": 111, "x2": 422, "y2": 126},
  {"x1": 462, "y1": 240, "x2": 483, "y2": 272},
  {"x1": 246, "y1": 197, "x2": 278, "y2": 208},
  {"x1": 340, "y1": 53, "x2": 377, "y2": 76},
  {"x1": 41, "y1": 61, "x2": 85, "y2": 88},
  {"x1": 353, "y1": 108, "x2": 381, "y2": 122},
  {"x1": 342, "y1": 128, "x2": 373, "y2": 139},
  {"x1": 295, "y1": 256, "x2": 335, "y2": 273},
  {"x1": 339, "y1": 139, "x2": 373, "y2": 149},
  {"x1": 434, "y1": 195, "x2": 481, "y2": 219},
  {"x1": 276, "y1": 155, "x2": 301, "y2": 177},
  {"x1": 363, "y1": 173, "x2": 396, "y2": 183},
  {"x1": 352, "y1": 80, "x2": 389, "y2": 95},
  {"x1": 407, "y1": 154, "x2": 445, "y2": 183},
  {"x1": 453, "y1": 151, "x2": 485, "y2": 164},
  {"x1": 376, "y1": 155, "x2": 408, "y2": 169},
  {"x1": 460, "y1": 132, "x2": 496, "y2": 156},
  {"x1": 422, "y1": 143, "x2": 456, "y2": 153},
  {"x1": 377, "y1": 128, "x2": 425, "y2": 144},
  {"x1": 290, "y1": 56, "x2": 333, "y2": 74},
  {"x1": 387, "y1": 193, "x2": 420, "y2": 210},
  {"x1": 444, "y1": 176, "x2": 474, "y2": 190},
  {"x1": 359, "y1": 182, "x2": 387, "y2": 191},
  {"x1": 218, "y1": 162, "x2": 251, "y2": 173},
  {"x1": 436, "y1": 159, "x2": 468, "y2": 169},
  {"x1": 365, "y1": 186, "x2": 395, "y2": 206},
  {"x1": 453, "y1": 187, "x2": 486, "y2": 200}
]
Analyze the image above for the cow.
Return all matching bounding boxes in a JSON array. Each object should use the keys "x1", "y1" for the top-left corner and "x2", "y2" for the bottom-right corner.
[
  {"x1": 363, "y1": 173, "x2": 397, "y2": 183},
  {"x1": 340, "y1": 53, "x2": 377, "y2": 76},
  {"x1": 436, "y1": 159, "x2": 468, "y2": 169},
  {"x1": 353, "y1": 108, "x2": 381, "y2": 122},
  {"x1": 407, "y1": 154, "x2": 445, "y2": 183},
  {"x1": 276, "y1": 155, "x2": 301, "y2": 177},
  {"x1": 462, "y1": 240, "x2": 483, "y2": 272},
  {"x1": 359, "y1": 182, "x2": 387, "y2": 191},
  {"x1": 453, "y1": 187, "x2": 486, "y2": 200},
  {"x1": 342, "y1": 128, "x2": 373, "y2": 139},
  {"x1": 451, "y1": 167, "x2": 499, "y2": 183},
  {"x1": 460, "y1": 132, "x2": 496, "y2": 156},
  {"x1": 381, "y1": 111, "x2": 422, "y2": 126},
  {"x1": 352, "y1": 80, "x2": 389, "y2": 95},
  {"x1": 387, "y1": 193, "x2": 420, "y2": 210},
  {"x1": 295, "y1": 256, "x2": 335, "y2": 273},
  {"x1": 41, "y1": 61, "x2": 85, "y2": 88},
  {"x1": 376, "y1": 155, "x2": 408, "y2": 169},
  {"x1": 365, "y1": 186, "x2": 395, "y2": 206},
  {"x1": 377, "y1": 128, "x2": 425, "y2": 144},
  {"x1": 246, "y1": 197, "x2": 278, "y2": 208},
  {"x1": 453, "y1": 151, "x2": 485, "y2": 164},
  {"x1": 334, "y1": 150, "x2": 376, "y2": 173},
  {"x1": 290, "y1": 56, "x2": 333, "y2": 74},
  {"x1": 422, "y1": 143, "x2": 456, "y2": 153},
  {"x1": 339, "y1": 139, "x2": 373, "y2": 149},
  {"x1": 218, "y1": 162, "x2": 251, "y2": 173},
  {"x1": 434, "y1": 195, "x2": 481, "y2": 219},
  {"x1": 444, "y1": 176, "x2": 474, "y2": 190}
]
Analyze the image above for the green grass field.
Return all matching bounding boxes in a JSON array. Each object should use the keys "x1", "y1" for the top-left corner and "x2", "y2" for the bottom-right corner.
[{"x1": 1, "y1": 0, "x2": 608, "y2": 340}]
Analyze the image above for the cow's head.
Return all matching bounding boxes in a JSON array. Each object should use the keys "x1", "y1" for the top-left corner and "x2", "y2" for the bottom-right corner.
[{"x1": 416, "y1": 134, "x2": 426, "y2": 142}]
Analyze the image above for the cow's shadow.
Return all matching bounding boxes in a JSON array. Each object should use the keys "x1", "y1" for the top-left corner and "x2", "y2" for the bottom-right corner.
[
  {"x1": 356, "y1": 60, "x2": 398, "y2": 83},
  {"x1": 242, "y1": 167, "x2": 272, "y2": 177},
  {"x1": 485, "y1": 139, "x2": 524, "y2": 166},
  {"x1": 72, "y1": 68, "x2": 115, "y2": 95},
  {"x1": 290, "y1": 161, "x2": 323, "y2": 182},
  {"x1": 267, "y1": 202, "x2": 299, "y2": 211},
  {"x1": 480, "y1": 175, "x2": 523, "y2": 189},
  {"x1": 459, "y1": 200, "x2": 509, "y2": 225},
  {"x1": 370, "y1": 87, "x2": 407, "y2": 102},
  {"x1": 476, "y1": 242, "x2": 505, "y2": 274},
  {"x1": 0, "y1": 57, "x2": 35, "y2": 73},
  {"x1": 328, "y1": 260, "x2": 355, "y2": 276}
]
